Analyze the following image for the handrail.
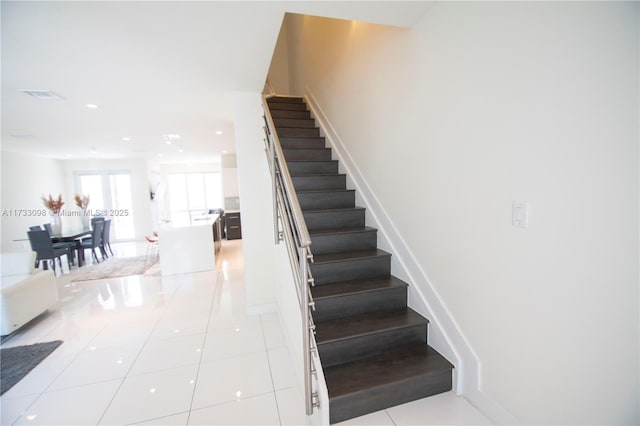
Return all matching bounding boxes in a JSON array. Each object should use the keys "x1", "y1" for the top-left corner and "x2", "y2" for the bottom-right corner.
[{"x1": 261, "y1": 93, "x2": 318, "y2": 416}]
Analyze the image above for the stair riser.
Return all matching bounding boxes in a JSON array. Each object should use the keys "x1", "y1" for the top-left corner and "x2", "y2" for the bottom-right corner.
[
  {"x1": 311, "y1": 255, "x2": 390, "y2": 285},
  {"x1": 318, "y1": 325, "x2": 427, "y2": 368},
  {"x1": 267, "y1": 97, "x2": 304, "y2": 103},
  {"x1": 279, "y1": 137, "x2": 326, "y2": 149},
  {"x1": 273, "y1": 118, "x2": 316, "y2": 128},
  {"x1": 270, "y1": 109, "x2": 311, "y2": 119},
  {"x1": 298, "y1": 191, "x2": 355, "y2": 210},
  {"x1": 329, "y1": 370, "x2": 453, "y2": 424},
  {"x1": 268, "y1": 102, "x2": 308, "y2": 111},
  {"x1": 283, "y1": 148, "x2": 332, "y2": 161},
  {"x1": 276, "y1": 127, "x2": 320, "y2": 137},
  {"x1": 304, "y1": 209, "x2": 366, "y2": 230},
  {"x1": 313, "y1": 286, "x2": 408, "y2": 323},
  {"x1": 287, "y1": 161, "x2": 338, "y2": 175},
  {"x1": 292, "y1": 175, "x2": 346, "y2": 191},
  {"x1": 311, "y1": 230, "x2": 377, "y2": 255}
]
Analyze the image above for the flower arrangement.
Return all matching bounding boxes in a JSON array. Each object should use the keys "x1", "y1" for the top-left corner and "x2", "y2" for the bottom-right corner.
[
  {"x1": 74, "y1": 194, "x2": 90, "y2": 210},
  {"x1": 41, "y1": 194, "x2": 64, "y2": 215}
]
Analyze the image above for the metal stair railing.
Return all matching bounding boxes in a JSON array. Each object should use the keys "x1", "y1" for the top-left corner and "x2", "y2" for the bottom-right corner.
[{"x1": 261, "y1": 92, "x2": 319, "y2": 415}]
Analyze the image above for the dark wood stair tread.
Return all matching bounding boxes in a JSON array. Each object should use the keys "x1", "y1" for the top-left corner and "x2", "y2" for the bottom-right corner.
[
  {"x1": 313, "y1": 249, "x2": 390, "y2": 265},
  {"x1": 267, "y1": 96, "x2": 304, "y2": 103},
  {"x1": 296, "y1": 189, "x2": 354, "y2": 194},
  {"x1": 312, "y1": 275, "x2": 408, "y2": 300},
  {"x1": 309, "y1": 226, "x2": 374, "y2": 236},
  {"x1": 287, "y1": 160, "x2": 335, "y2": 163},
  {"x1": 282, "y1": 147, "x2": 330, "y2": 151},
  {"x1": 324, "y1": 345, "x2": 453, "y2": 398},
  {"x1": 315, "y1": 308, "x2": 427, "y2": 343},
  {"x1": 291, "y1": 173, "x2": 344, "y2": 177},
  {"x1": 303, "y1": 206, "x2": 365, "y2": 213},
  {"x1": 287, "y1": 160, "x2": 337, "y2": 166},
  {"x1": 304, "y1": 206, "x2": 365, "y2": 214}
]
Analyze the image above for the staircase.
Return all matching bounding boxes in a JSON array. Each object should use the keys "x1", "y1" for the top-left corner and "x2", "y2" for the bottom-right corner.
[{"x1": 267, "y1": 96, "x2": 454, "y2": 424}]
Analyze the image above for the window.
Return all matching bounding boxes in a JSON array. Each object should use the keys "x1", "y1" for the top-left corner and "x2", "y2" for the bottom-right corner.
[
  {"x1": 77, "y1": 171, "x2": 135, "y2": 240},
  {"x1": 167, "y1": 172, "x2": 222, "y2": 224}
]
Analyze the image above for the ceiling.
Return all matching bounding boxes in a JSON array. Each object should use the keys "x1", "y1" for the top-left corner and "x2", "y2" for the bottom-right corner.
[{"x1": 1, "y1": 1, "x2": 431, "y2": 163}]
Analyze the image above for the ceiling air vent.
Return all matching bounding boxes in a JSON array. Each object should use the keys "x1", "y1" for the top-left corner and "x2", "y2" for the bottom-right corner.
[{"x1": 20, "y1": 90, "x2": 65, "y2": 100}]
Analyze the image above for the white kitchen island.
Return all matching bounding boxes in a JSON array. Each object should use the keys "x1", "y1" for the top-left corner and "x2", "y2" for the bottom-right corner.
[{"x1": 158, "y1": 214, "x2": 221, "y2": 276}]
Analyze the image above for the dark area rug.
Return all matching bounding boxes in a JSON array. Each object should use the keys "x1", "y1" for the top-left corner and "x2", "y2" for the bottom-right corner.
[{"x1": 1, "y1": 340, "x2": 63, "y2": 395}]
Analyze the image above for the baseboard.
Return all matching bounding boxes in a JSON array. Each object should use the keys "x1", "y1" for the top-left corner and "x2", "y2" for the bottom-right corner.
[{"x1": 304, "y1": 87, "x2": 518, "y2": 425}]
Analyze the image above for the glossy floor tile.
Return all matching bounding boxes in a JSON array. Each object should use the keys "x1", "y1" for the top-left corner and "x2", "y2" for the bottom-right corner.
[{"x1": 0, "y1": 240, "x2": 490, "y2": 425}]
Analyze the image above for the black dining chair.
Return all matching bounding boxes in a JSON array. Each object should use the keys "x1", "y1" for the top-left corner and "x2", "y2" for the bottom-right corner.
[
  {"x1": 29, "y1": 225, "x2": 42, "y2": 231},
  {"x1": 102, "y1": 219, "x2": 113, "y2": 257},
  {"x1": 27, "y1": 229, "x2": 71, "y2": 273},
  {"x1": 82, "y1": 217, "x2": 109, "y2": 258},
  {"x1": 42, "y1": 223, "x2": 77, "y2": 266},
  {"x1": 90, "y1": 216, "x2": 105, "y2": 228},
  {"x1": 81, "y1": 219, "x2": 105, "y2": 263}
]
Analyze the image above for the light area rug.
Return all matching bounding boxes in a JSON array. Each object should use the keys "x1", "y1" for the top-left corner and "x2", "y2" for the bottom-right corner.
[
  {"x1": 71, "y1": 256, "x2": 158, "y2": 282},
  {"x1": 1, "y1": 340, "x2": 63, "y2": 395}
]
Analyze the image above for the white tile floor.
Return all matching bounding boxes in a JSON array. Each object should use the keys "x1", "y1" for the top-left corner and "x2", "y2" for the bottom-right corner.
[{"x1": 0, "y1": 240, "x2": 491, "y2": 425}]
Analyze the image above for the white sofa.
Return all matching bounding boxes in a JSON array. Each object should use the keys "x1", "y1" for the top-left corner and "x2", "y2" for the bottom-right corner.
[{"x1": 1, "y1": 252, "x2": 59, "y2": 336}]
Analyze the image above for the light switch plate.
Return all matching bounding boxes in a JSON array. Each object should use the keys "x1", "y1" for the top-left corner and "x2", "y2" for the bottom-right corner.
[{"x1": 512, "y1": 201, "x2": 529, "y2": 228}]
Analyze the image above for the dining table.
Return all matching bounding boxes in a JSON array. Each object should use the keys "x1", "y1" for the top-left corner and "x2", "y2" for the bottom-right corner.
[{"x1": 51, "y1": 227, "x2": 92, "y2": 267}]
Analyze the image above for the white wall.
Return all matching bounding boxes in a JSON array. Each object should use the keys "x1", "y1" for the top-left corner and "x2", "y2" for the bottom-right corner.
[
  {"x1": 267, "y1": 19, "x2": 292, "y2": 95},
  {"x1": 277, "y1": 3, "x2": 639, "y2": 424},
  {"x1": 0, "y1": 151, "x2": 66, "y2": 251},
  {"x1": 221, "y1": 153, "x2": 240, "y2": 210},
  {"x1": 234, "y1": 92, "x2": 277, "y2": 313}
]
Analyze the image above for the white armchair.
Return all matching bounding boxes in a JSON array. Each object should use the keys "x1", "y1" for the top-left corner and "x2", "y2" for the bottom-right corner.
[{"x1": 1, "y1": 251, "x2": 59, "y2": 336}]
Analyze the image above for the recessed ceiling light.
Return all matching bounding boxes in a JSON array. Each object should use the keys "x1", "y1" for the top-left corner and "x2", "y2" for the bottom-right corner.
[
  {"x1": 86, "y1": 103, "x2": 99, "y2": 109},
  {"x1": 122, "y1": 137, "x2": 131, "y2": 141},
  {"x1": 215, "y1": 130, "x2": 223, "y2": 135},
  {"x1": 222, "y1": 150, "x2": 228, "y2": 154},
  {"x1": 90, "y1": 146, "x2": 97, "y2": 154}
]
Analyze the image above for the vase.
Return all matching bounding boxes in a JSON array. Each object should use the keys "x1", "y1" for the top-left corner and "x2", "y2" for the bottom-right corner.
[
  {"x1": 81, "y1": 210, "x2": 90, "y2": 229},
  {"x1": 51, "y1": 214, "x2": 62, "y2": 236}
]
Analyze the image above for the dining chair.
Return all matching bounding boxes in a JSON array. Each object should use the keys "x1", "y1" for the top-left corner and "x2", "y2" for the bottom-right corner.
[
  {"x1": 81, "y1": 219, "x2": 105, "y2": 263},
  {"x1": 29, "y1": 225, "x2": 42, "y2": 231},
  {"x1": 27, "y1": 229, "x2": 70, "y2": 274},
  {"x1": 42, "y1": 223, "x2": 77, "y2": 266},
  {"x1": 102, "y1": 219, "x2": 114, "y2": 257},
  {"x1": 90, "y1": 216, "x2": 105, "y2": 228},
  {"x1": 82, "y1": 217, "x2": 108, "y2": 259}
]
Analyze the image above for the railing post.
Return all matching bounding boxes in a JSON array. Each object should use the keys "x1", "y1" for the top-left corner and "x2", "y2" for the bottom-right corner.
[
  {"x1": 300, "y1": 246, "x2": 313, "y2": 415},
  {"x1": 270, "y1": 135, "x2": 280, "y2": 245}
]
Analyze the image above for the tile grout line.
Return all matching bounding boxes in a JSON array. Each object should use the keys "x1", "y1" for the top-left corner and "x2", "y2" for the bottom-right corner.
[
  {"x1": 95, "y1": 272, "x2": 185, "y2": 425},
  {"x1": 260, "y1": 313, "x2": 284, "y2": 426},
  {"x1": 7, "y1": 323, "x2": 105, "y2": 426},
  {"x1": 184, "y1": 249, "x2": 228, "y2": 425}
]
